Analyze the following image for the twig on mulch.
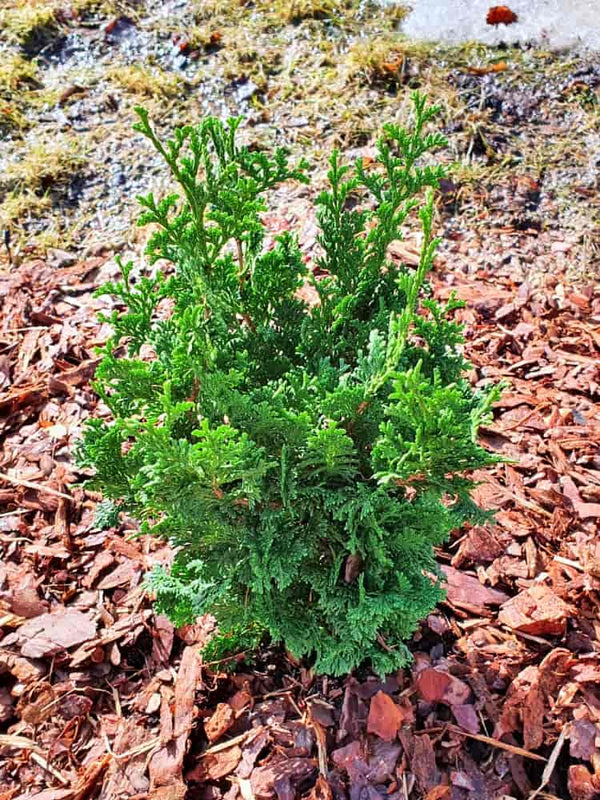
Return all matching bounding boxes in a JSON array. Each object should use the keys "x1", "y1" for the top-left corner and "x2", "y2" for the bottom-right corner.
[
  {"x1": 0, "y1": 470, "x2": 73, "y2": 501},
  {"x1": 446, "y1": 726, "x2": 547, "y2": 762}
]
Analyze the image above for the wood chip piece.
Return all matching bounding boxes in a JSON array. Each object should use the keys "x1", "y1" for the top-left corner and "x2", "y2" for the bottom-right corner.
[
  {"x1": 498, "y1": 584, "x2": 571, "y2": 636},
  {"x1": 366, "y1": 690, "x2": 403, "y2": 742},
  {"x1": 205, "y1": 702, "x2": 235, "y2": 743},
  {"x1": 416, "y1": 669, "x2": 472, "y2": 707},
  {"x1": 250, "y1": 758, "x2": 318, "y2": 799},
  {"x1": 442, "y1": 565, "x2": 509, "y2": 610},
  {"x1": 187, "y1": 746, "x2": 242, "y2": 782},
  {"x1": 17, "y1": 610, "x2": 96, "y2": 659}
]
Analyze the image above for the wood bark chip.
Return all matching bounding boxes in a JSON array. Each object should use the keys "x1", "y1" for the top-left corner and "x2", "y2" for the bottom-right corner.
[
  {"x1": 366, "y1": 739, "x2": 401, "y2": 782},
  {"x1": 306, "y1": 775, "x2": 334, "y2": 800},
  {"x1": 101, "y1": 716, "x2": 153, "y2": 798},
  {"x1": 96, "y1": 560, "x2": 139, "y2": 590},
  {"x1": 72, "y1": 754, "x2": 111, "y2": 800},
  {"x1": 187, "y1": 746, "x2": 242, "y2": 782},
  {"x1": 568, "y1": 764, "x2": 600, "y2": 800},
  {"x1": 415, "y1": 668, "x2": 471, "y2": 707},
  {"x1": 344, "y1": 553, "x2": 362, "y2": 584},
  {"x1": 451, "y1": 703, "x2": 480, "y2": 734},
  {"x1": 0, "y1": 687, "x2": 14, "y2": 723},
  {"x1": 12, "y1": 792, "x2": 74, "y2": 800},
  {"x1": 82, "y1": 550, "x2": 115, "y2": 588},
  {"x1": 250, "y1": 758, "x2": 317, "y2": 799},
  {"x1": 0, "y1": 650, "x2": 46, "y2": 683},
  {"x1": 441, "y1": 565, "x2": 509, "y2": 611},
  {"x1": 151, "y1": 615, "x2": 175, "y2": 667},
  {"x1": 1, "y1": 133, "x2": 599, "y2": 798},
  {"x1": 423, "y1": 788, "x2": 450, "y2": 800},
  {"x1": 498, "y1": 583, "x2": 571, "y2": 636},
  {"x1": 9, "y1": 580, "x2": 48, "y2": 619},
  {"x1": 366, "y1": 690, "x2": 404, "y2": 742},
  {"x1": 237, "y1": 727, "x2": 270, "y2": 778},
  {"x1": 15, "y1": 610, "x2": 96, "y2": 659},
  {"x1": 149, "y1": 646, "x2": 202, "y2": 791},
  {"x1": 336, "y1": 680, "x2": 363, "y2": 743},
  {"x1": 205, "y1": 702, "x2": 235, "y2": 743},
  {"x1": 570, "y1": 719, "x2": 600, "y2": 761},
  {"x1": 411, "y1": 734, "x2": 441, "y2": 794},
  {"x1": 331, "y1": 741, "x2": 368, "y2": 781},
  {"x1": 562, "y1": 476, "x2": 600, "y2": 519}
]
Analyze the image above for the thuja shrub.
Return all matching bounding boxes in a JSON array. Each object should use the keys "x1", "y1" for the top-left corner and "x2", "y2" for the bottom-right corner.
[{"x1": 80, "y1": 93, "x2": 499, "y2": 675}]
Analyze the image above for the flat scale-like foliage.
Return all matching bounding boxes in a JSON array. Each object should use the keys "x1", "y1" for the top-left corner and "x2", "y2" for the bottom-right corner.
[{"x1": 80, "y1": 93, "x2": 499, "y2": 675}]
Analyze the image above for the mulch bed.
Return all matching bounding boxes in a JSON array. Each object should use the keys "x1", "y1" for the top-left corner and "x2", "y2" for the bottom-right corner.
[{"x1": 0, "y1": 228, "x2": 599, "y2": 799}]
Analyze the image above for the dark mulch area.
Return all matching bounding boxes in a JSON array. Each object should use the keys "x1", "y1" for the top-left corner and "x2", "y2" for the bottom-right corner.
[{"x1": 0, "y1": 231, "x2": 599, "y2": 800}]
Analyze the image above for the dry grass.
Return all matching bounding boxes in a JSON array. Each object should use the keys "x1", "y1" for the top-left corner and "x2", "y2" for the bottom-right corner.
[
  {"x1": 346, "y1": 36, "x2": 434, "y2": 85},
  {"x1": 106, "y1": 65, "x2": 183, "y2": 98},
  {"x1": 73, "y1": 0, "x2": 141, "y2": 17},
  {"x1": 182, "y1": 25, "x2": 225, "y2": 52},
  {"x1": 0, "y1": 53, "x2": 39, "y2": 95},
  {"x1": 193, "y1": 0, "x2": 353, "y2": 26},
  {"x1": 1, "y1": 132, "x2": 89, "y2": 248},
  {"x1": 0, "y1": 53, "x2": 69, "y2": 134},
  {"x1": 0, "y1": 189, "x2": 52, "y2": 227},
  {"x1": 0, "y1": 54, "x2": 39, "y2": 132},
  {"x1": 275, "y1": 0, "x2": 338, "y2": 24},
  {"x1": 5, "y1": 135, "x2": 88, "y2": 194},
  {"x1": 0, "y1": 0, "x2": 140, "y2": 50},
  {"x1": 379, "y1": 2, "x2": 410, "y2": 26},
  {"x1": 0, "y1": 101, "x2": 28, "y2": 133},
  {"x1": 0, "y1": 2, "x2": 60, "y2": 48},
  {"x1": 254, "y1": 0, "x2": 404, "y2": 27}
]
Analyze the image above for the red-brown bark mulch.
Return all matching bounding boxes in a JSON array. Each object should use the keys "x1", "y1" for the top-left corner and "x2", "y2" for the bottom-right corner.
[{"x1": 0, "y1": 233, "x2": 599, "y2": 799}]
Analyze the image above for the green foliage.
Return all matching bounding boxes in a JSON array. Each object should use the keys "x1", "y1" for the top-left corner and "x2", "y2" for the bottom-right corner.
[
  {"x1": 201, "y1": 622, "x2": 266, "y2": 671},
  {"x1": 92, "y1": 499, "x2": 121, "y2": 530},
  {"x1": 80, "y1": 92, "x2": 500, "y2": 676}
]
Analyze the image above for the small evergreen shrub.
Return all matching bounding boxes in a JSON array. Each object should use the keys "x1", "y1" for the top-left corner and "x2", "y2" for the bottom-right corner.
[{"x1": 80, "y1": 93, "x2": 499, "y2": 675}]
